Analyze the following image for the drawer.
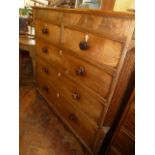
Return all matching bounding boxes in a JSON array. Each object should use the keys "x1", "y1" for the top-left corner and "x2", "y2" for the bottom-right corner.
[
  {"x1": 36, "y1": 57, "x2": 105, "y2": 124},
  {"x1": 33, "y1": 9, "x2": 63, "y2": 24},
  {"x1": 37, "y1": 75, "x2": 97, "y2": 147},
  {"x1": 63, "y1": 13, "x2": 132, "y2": 41},
  {"x1": 35, "y1": 21, "x2": 61, "y2": 46},
  {"x1": 36, "y1": 43, "x2": 112, "y2": 98},
  {"x1": 62, "y1": 28, "x2": 122, "y2": 67}
]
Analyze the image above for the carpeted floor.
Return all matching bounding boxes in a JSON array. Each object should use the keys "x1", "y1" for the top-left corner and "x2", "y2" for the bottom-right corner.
[{"x1": 20, "y1": 86, "x2": 89, "y2": 155}]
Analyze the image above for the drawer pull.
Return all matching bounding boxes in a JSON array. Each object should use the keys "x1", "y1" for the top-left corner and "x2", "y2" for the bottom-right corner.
[
  {"x1": 72, "y1": 91, "x2": 80, "y2": 100},
  {"x1": 42, "y1": 47, "x2": 48, "y2": 53},
  {"x1": 79, "y1": 41, "x2": 89, "y2": 50},
  {"x1": 42, "y1": 67, "x2": 49, "y2": 74},
  {"x1": 68, "y1": 113, "x2": 78, "y2": 122},
  {"x1": 79, "y1": 34, "x2": 89, "y2": 50},
  {"x1": 41, "y1": 26, "x2": 48, "y2": 34},
  {"x1": 75, "y1": 66, "x2": 85, "y2": 76},
  {"x1": 42, "y1": 85, "x2": 49, "y2": 93}
]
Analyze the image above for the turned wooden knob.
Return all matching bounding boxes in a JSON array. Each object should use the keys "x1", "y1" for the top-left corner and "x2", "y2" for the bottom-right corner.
[
  {"x1": 41, "y1": 26, "x2": 48, "y2": 34},
  {"x1": 79, "y1": 40, "x2": 89, "y2": 50},
  {"x1": 72, "y1": 91, "x2": 80, "y2": 100},
  {"x1": 42, "y1": 67, "x2": 49, "y2": 74},
  {"x1": 68, "y1": 113, "x2": 78, "y2": 122},
  {"x1": 75, "y1": 66, "x2": 85, "y2": 76},
  {"x1": 79, "y1": 34, "x2": 89, "y2": 50},
  {"x1": 42, "y1": 85, "x2": 49, "y2": 93},
  {"x1": 42, "y1": 47, "x2": 48, "y2": 53}
]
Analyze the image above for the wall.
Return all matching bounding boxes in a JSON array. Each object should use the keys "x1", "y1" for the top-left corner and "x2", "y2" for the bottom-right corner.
[
  {"x1": 114, "y1": 0, "x2": 134, "y2": 11},
  {"x1": 21, "y1": 0, "x2": 48, "y2": 7}
]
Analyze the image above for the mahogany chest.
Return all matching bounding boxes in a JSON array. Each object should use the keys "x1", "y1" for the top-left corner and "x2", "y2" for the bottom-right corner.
[{"x1": 33, "y1": 7, "x2": 135, "y2": 155}]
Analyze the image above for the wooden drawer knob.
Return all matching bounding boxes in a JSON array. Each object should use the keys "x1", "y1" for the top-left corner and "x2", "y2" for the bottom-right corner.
[
  {"x1": 41, "y1": 26, "x2": 48, "y2": 34},
  {"x1": 42, "y1": 67, "x2": 49, "y2": 74},
  {"x1": 75, "y1": 66, "x2": 85, "y2": 76},
  {"x1": 68, "y1": 113, "x2": 78, "y2": 122},
  {"x1": 79, "y1": 34, "x2": 89, "y2": 50},
  {"x1": 42, "y1": 85, "x2": 49, "y2": 93},
  {"x1": 79, "y1": 41, "x2": 89, "y2": 50},
  {"x1": 72, "y1": 91, "x2": 80, "y2": 100},
  {"x1": 42, "y1": 47, "x2": 48, "y2": 53}
]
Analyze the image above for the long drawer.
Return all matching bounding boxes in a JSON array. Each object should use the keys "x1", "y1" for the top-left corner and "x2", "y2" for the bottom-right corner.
[
  {"x1": 36, "y1": 57, "x2": 105, "y2": 124},
  {"x1": 62, "y1": 27, "x2": 123, "y2": 68},
  {"x1": 35, "y1": 21, "x2": 61, "y2": 46},
  {"x1": 37, "y1": 75, "x2": 98, "y2": 147},
  {"x1": 36, "y1": 42, "x2": 112, "y2": 99}
]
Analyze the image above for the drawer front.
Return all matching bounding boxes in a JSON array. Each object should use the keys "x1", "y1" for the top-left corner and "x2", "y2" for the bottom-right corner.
[
  {"x1": 36, "y1": 57, "x2": 104, "y2": 124},
  {"x1": 62, "y1": 28, "x2": 122, "y2": 67},
  {"x1": 33, "y1": 9, "x2": 63, "y2": 24},
  {"x1": 37, "y1": 75, "x2": 97, "y2": 147},
  {"x1": 63, "y1": 13, "x2": 132, "y2": 41},
  {"x1": 36, "y1": 43, "x2": 112, "y2": 98},
  {"x1": 35, "y1": 21, "x2": 61, "y2": 46}
]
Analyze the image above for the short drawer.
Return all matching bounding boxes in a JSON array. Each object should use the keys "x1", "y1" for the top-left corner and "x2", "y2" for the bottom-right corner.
[
  {"x1": 36, "y1": 43, "x2": 112, "y2": 99},
  {"x1": 37, "y1": 76, "x2": 97, "y2": 147},
  {"x1": 62, "y1": 13, "x2": 132, "y2": 41},
  {"x1": 36, "y1": 57, "x2": 105, "y2": 124},
  {"x1": 35, "y1": 21, "x2": 61, "y2": 46},
  {"x1": 62, "y1": 28, "x2": 122, "y2": 67}
]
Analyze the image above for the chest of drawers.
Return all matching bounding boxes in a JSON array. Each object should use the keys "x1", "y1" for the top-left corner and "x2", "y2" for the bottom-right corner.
[{"x1": 33, "y1": 7, "x2": 135, "y2": 155}]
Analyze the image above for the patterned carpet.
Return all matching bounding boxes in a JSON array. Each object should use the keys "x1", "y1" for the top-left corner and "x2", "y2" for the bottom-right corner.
[{"x1": 20, "y1": 86, "x2": 89, "y2": 155}]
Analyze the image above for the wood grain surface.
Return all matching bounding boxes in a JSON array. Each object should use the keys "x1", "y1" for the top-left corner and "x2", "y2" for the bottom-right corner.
[{"x1": 33, "y1": 7, "x2": 135, "y2": 155}]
